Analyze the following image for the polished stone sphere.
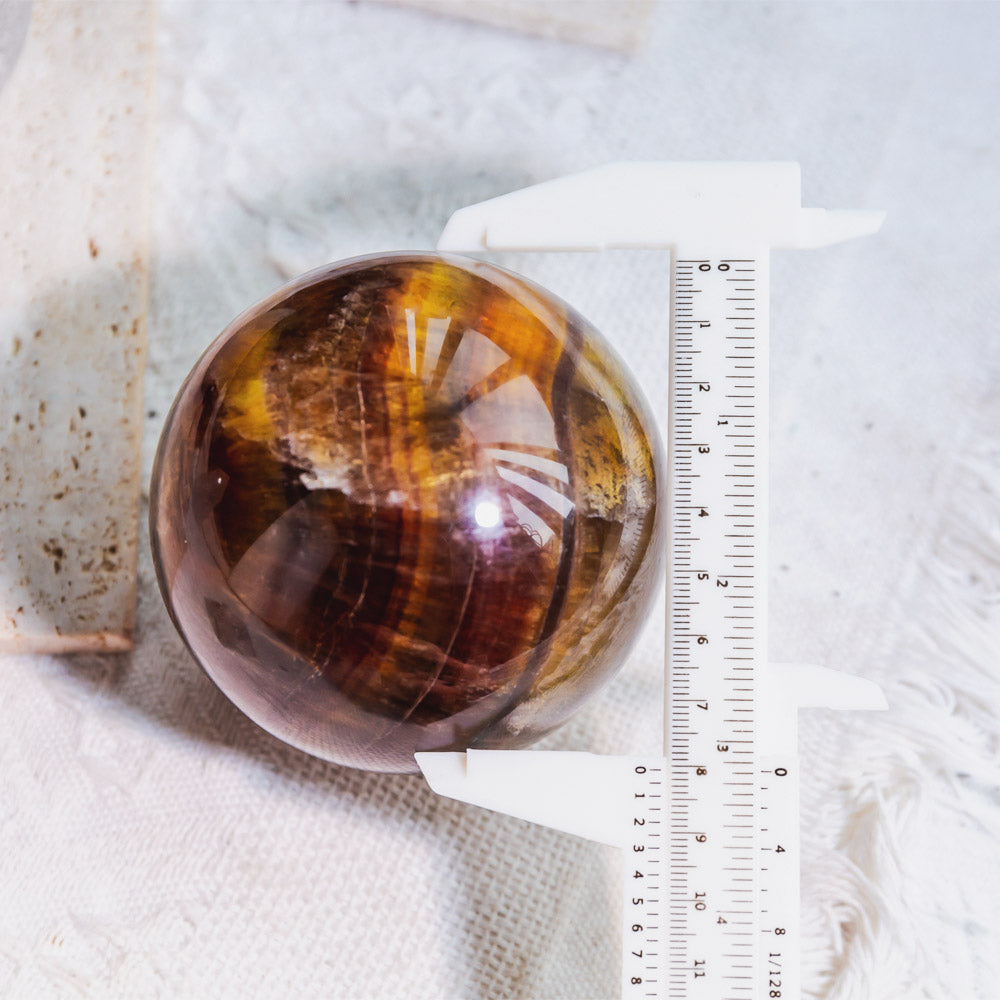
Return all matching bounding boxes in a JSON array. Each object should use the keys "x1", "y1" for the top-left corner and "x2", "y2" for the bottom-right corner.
[{"x1": 150, "y1": 253, "x2": 663, "y2": 772}]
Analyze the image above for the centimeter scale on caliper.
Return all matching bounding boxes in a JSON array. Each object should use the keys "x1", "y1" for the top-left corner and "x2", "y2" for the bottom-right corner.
[
  {"x1": 622, "y1": 252, "x2": 795, "y2": 1000},
  {"x1": 417, "y1": 162, "x2": 886, "y2": 1000}
]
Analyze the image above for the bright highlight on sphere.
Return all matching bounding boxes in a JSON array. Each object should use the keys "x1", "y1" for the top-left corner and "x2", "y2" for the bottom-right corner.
[{"x1": 474, "y1": 499, "x2": 501, "y2": 529}]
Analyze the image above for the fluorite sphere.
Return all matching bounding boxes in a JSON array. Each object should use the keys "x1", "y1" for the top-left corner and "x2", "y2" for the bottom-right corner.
[{"x1": 151, "y1": 253, "x2": 663, "y2": 772}]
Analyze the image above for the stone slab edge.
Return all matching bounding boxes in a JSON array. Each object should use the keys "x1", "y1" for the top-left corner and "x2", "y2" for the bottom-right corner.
[{"x1": 0, "y1": 1, "x2": 155, "y2": 652}]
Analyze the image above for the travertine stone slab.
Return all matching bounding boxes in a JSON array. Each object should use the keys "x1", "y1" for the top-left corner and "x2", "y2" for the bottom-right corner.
[{"x1": 0, "y1": 1, "x2": 154, "y2": 652}]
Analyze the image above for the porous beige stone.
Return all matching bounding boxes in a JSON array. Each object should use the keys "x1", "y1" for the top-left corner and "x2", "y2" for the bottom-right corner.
[{"x1": 0, "y1": 1, "x2": 155, "y2": 652}]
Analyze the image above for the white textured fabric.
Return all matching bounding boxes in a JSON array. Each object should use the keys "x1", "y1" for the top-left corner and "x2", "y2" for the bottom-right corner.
[{"x1": 2, "y1": 2, "x2": 999, "y2": 997}]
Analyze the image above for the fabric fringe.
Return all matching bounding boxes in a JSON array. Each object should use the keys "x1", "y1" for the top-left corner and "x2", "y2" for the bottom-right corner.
[{"x1": 804, "y1": 445, "x2": 1000, "y2": 999}]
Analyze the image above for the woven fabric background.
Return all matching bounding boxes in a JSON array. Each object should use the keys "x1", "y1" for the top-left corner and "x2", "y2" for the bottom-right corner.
[{"x1": 2, "y1": 2, "x2": 999, "y2": 997}]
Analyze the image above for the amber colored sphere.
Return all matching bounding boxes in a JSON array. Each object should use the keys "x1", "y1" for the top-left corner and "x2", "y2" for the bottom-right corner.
[{"x1": 150, "y1": 253, "x2": 663, "y2": 772}]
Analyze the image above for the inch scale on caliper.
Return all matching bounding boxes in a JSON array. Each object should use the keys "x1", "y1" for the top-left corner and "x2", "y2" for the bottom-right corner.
[
  {"x1": 666, "y1": 250, "x2": 775, "y2": 998},
  {"x1": 624, "y1": 249, "x2": 777, "y2": 1000},
  {"x1": 418, "y1": 163, "x2": 887, "y2": 1000}
]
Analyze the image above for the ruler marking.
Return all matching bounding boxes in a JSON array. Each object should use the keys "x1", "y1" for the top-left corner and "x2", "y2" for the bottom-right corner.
[{"x1": 649, "y1": 253, "x2": 767, "y2": 1000}]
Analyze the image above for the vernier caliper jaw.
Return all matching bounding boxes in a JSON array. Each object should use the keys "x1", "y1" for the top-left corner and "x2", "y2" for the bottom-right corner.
[
  {"x1": 436, "y1": 161, "x2": 885, "y2": 253},
  {"x1": 417, "y1": 664, "x2": 886, "y2": 847}
]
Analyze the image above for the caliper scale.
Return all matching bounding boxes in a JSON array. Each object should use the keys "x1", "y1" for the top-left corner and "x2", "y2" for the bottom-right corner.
[{"x1": 418, "y1": 163, "x2": 888, "y2": 999}]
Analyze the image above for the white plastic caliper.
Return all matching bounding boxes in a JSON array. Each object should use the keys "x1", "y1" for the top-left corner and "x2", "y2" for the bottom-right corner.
[{"x1": 417, "y1": 162, "x2": 887, "y2": 1000}]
